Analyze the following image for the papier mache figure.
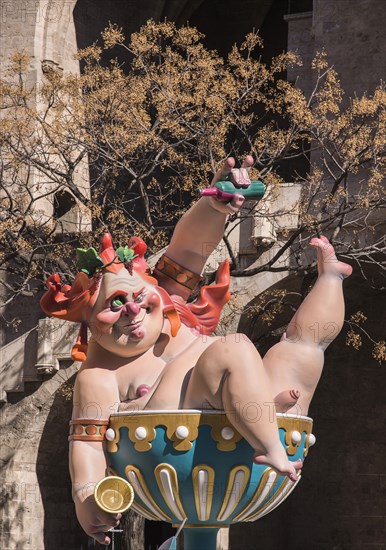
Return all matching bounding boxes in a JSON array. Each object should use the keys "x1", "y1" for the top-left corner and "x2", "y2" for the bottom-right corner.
[{"x1": 41, "y1": 157, "x2": 352, "y2": 544}]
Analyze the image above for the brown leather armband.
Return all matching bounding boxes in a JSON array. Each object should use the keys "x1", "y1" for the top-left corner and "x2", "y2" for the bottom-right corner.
[
  {"x1": 154, "y1": 254, "x2": 202, "y2": 301},
  {"x1": 69, "y1": 419, "x2": 109, "y2": 442}
]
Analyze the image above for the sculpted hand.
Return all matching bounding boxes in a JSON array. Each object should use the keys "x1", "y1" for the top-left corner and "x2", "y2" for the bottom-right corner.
[
  {"x1": 208, "y1": 155, "x2": 253, "y2": 214},
  {"x1": 75, "y1": 494, "x2": 121, "y2": 545}
]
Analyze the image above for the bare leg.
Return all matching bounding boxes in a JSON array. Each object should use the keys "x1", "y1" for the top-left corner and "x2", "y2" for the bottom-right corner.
[
  {"x1": 264, "y1": 236, "x2": 352, "y2": 414},
  {"x1": 183, "y1": 335, "x2": 302, "y2": 481},
  {"x1": 285, "y1": 236, "x2": 352, "y2": 348}
]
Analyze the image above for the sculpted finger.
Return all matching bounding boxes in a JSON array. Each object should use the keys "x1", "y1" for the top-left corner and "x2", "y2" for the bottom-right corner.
[
  {"x1": 208, "y1": 192, "x2": 245, "y2": 214},
  {"x1": 98, "y1": 511, "x2": 121, "y2": 528},
  {"x1": 228, "y1": 193, "x2": 245, "y2": 212},
  {"x1": 211, "y1": 157, "x2": 235, "y2": 186},
  {"x1": 241, "y1": 155, "x2": 254, "y2": 169},
  {"x1": 106, "y1": 518, "x2": 120, "y2": 529}
]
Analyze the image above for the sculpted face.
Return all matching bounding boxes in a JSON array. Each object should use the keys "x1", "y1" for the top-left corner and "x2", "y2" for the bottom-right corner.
[{"x1": 88, "y1": 268, "x2": 164, "y2": 357}]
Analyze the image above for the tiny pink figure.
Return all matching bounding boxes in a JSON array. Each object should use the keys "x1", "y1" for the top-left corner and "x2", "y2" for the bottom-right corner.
[{"x1": 41, "y1": 157, "x2": 352, "y2": 545}]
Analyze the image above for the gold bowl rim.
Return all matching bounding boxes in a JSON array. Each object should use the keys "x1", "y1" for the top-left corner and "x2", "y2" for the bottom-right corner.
[{"x1": 109, "y1": 409, "x2": 313, "y2": 422}]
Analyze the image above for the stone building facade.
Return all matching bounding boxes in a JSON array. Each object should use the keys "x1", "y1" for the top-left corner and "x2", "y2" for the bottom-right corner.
[{"x1": 0, "y1": 1, "x2": 385, "y2": 549}]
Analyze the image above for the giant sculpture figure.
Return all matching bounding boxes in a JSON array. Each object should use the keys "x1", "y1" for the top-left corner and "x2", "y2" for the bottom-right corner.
[{"x1": 41, "y1": 157, "x2": 352, "y2": 548}]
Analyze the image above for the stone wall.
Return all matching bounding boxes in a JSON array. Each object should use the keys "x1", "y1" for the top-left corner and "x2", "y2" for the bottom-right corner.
[
  {"x1": 0, "y1": 0, "x2": 83, "y2": 224},
  {"x1": 313, "y1": 0, "x2": 384, "y2": 97},
  {"x1": 0, "y1": 1, "x2": 79, "y2": 75},
  {"x1": 0, "y1": 362, "x2": 87, "y2": 549},
  {"x1": 286, "y1": 0, "x2": 385, "y2": 99}
]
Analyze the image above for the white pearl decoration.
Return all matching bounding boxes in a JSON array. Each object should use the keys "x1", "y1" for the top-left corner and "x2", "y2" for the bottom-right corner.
[
  {"x1": 135, "y1": 426, "x2": 147, "y2": 440},
  {"x1": 221, "y1": 426, "x2": 235, "y2": 440},
  {"x1": 308, "y1": 433, "x2": 316, "y2": 446},
  {"x1": 291, "y1": 430, "x2": 302, "y2": 444},
  {"x1": 105, "y1": 428, "x2": 116, "y2": 441},
  {"x1": 175, "y1": 425, "x2": 189, "y2": 439}
]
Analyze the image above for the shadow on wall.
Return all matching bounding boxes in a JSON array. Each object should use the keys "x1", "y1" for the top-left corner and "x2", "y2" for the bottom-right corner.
[
  {"x1": 36, "y1": 373, "x2": 89, "y2": 550},
  {"x1": 0, "y1": 478, "x2": 31, "y2": 550}
]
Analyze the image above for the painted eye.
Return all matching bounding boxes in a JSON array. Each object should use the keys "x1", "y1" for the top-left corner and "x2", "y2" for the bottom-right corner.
[
  {"x1": 134, "y1": 293, "x2": 144, "y2": 303},
  {"x1": 111, "y1": 295, "x2": 126, "y2": 310}
]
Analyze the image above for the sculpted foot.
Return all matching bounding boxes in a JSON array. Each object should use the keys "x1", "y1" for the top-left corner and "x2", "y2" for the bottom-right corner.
[
  {"x1": 274, "y1": 389, "x2": 300, "y2": 413},
  {"x1": 310, "y1": 236, "x2": 352, "y2": 279},
  {"x1": 253, "y1": 445, "x2": 303, "y2": 481}
]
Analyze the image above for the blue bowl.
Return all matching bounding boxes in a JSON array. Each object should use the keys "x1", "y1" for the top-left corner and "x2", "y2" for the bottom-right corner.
[{"x1": 105, "y1": 410, "x2": 315, "y2": 529}]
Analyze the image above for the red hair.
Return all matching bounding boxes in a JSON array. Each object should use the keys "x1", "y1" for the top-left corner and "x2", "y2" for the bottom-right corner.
[
  {"x1": 40, "y1": 233, "x2": 231, "y2": 359},
  {"x1": 40, "y1": 233, "x2": 156, "y2": 322},
  {"x1": 171, "y1": 261, "x2": 230, "y2": 335}
]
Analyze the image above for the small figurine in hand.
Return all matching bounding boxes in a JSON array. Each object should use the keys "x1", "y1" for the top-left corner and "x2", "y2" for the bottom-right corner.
[{"x1": 41, "y1": 157, "x2": 351, "y2": 544}]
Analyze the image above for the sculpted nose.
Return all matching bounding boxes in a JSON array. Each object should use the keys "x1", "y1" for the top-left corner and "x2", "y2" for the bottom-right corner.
[{"x1": 122, "y1": 301, "x2": 141, "y2": 317}]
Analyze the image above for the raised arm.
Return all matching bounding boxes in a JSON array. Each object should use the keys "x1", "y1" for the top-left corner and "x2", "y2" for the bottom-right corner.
[
  {"x1": 69, "y1": 366, "x2": 120, "y2": 545},
  {"x1": 154, "y1": 156, "x2": 253, "y2": 299}
]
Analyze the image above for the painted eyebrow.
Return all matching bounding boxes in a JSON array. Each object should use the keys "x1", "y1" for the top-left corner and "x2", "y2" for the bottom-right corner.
[{"x1": 133, "y1": 287, "x2": 145, "y2": 299}]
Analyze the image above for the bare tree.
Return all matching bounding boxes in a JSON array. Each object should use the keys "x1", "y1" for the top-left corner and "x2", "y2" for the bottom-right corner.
[{"x1": 1, "y1": 20, "x2": 385, "y2": 355}]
